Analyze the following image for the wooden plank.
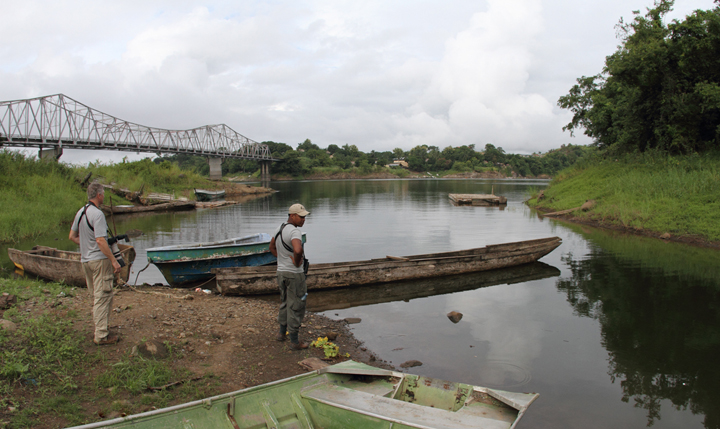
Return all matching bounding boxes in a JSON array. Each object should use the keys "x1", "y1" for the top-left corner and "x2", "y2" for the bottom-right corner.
[{"x1": 302, "y1": 384, "x2": 512, "y2": 429}]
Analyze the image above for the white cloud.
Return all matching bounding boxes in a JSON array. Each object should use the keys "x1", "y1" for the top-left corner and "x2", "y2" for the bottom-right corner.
[{"x1": 0, "y1": 0, "x2": 716, "y2": 162}]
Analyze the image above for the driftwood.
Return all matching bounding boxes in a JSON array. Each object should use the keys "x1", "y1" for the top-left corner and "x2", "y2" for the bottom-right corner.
[
  {"x1": 214, "y1": 237, "x2": 562, "y2": 296},
  {"x1": 109, "y1": 185, "x2": 145, "y2": 204},
  {"x1": 543, "y1": 199, "x2": 596, "y2": 217},
  {"x1": 101, "y1": 201, "x2": 195, "y2": 214}
]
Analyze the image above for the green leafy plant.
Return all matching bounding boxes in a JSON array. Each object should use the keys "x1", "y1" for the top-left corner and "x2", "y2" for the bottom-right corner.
[{"x1": 311, "y1": 337, "x2": 340, "y2": 358}]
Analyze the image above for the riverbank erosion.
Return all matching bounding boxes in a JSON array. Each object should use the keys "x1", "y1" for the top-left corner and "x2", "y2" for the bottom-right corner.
[
  {"x1": 527, "y1": 152, "x2": 720, "y2": 248},
  {"x1": 0, "y1": 278, "x2": 391, "y2": 428}
]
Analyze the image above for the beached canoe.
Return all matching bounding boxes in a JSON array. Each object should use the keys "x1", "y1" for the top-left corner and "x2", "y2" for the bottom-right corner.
[
  {"x1": 100, "y1": 201, "x2": 196, "y2": 215},
  {"x1": 194, "y1": 188, "x2": 226, "y2": 202},
  {"x1": 65, "y1": 360, "x2": 539, "y2": 429},
  {"x1": 214, "y1": 236, "x2": 562, "y2": 295},
  {"x1": 146, "y1": 233, "x2": 285, "y2": 287},
  {"x1": 7, "y1": 244, "x2": 136, "y2": 287},
  {"x1": 305, "y1": 261, "x2": 561, "y2": 312}
]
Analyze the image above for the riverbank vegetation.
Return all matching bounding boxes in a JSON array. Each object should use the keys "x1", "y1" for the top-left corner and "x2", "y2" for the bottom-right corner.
[
  {"x1": 528, "y1": 151, "x2": 720, "y2": 241},
  {"x1": 531, "y1": 0, "x2": 720, "y2": 244},
  {"x1": 0, "y1": 152, "x2": 216, "y2": 243},
  {"x1": 158, "y1": 140, "x2": 591, "y2": 180},
  {"x1": 0, "y1": 277, "x2": 199, "y2": 428}
]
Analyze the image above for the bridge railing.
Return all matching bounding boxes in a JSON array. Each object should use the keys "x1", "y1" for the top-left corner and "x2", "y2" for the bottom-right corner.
[{"x1": 0, "y1": 94, "x2": 275, "y2": 160}]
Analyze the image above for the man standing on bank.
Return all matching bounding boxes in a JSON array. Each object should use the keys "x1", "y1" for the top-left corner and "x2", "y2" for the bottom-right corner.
[
  {"x1": 69, "y1": 183, "x2": 122, "y2": 345},
  {"x1": 270, "y1": 203, "x2": 310, "y2": 350}
]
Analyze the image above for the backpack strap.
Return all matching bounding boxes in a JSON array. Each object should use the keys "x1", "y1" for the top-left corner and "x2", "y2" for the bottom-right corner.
[
  {"x1": 78, "y1": 203, "x2": 95, "y2": 232},
  {"x1": 274, "y1": 223, "x2": 294, "y2": 253},
  {"x1": 77, "y1": 202, "x2": 112, "y2": 238}
]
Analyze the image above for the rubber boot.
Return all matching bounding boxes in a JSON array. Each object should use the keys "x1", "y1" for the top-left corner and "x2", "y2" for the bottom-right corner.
[
  {"x1": 276, "y1": 325, "x2": 287, "y2": 342},
  {"x1": 289, "y1": 332, "x2": 308, "y2": 350}
]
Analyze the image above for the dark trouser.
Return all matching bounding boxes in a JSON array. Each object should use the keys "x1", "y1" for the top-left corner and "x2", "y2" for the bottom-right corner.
[{"x1": 277, "y1": 271, "x2": 307, "y2": 340}]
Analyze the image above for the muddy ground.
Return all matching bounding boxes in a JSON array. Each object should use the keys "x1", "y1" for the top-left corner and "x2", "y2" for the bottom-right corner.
[
  {"x1": 83, "y1": 285, "x2": 392, "y2": 383},
  {"x1": 9, "y1": 284, "x2": 394, "y2": 427}
]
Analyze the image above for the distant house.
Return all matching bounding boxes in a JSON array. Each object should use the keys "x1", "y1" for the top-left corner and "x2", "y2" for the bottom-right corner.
[{"x1": 386, "y1": 160, "x2": 409, "y2": 168}]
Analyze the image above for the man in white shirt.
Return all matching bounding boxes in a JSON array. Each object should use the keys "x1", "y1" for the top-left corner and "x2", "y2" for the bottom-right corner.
[
  {"x1": 69, "y1": 183, "x2": 122, "y2": 345},
  {"x1": 270, "y1": 203, "x2": 310, "y2": 350}
]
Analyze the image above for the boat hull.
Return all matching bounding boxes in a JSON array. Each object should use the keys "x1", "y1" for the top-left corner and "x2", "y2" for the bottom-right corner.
[
  {"x1": 194, "y1": 189, "x2": 226, "y2": 202},
  {"x1": 65, "y1": 360, "x2": 539, "y2": 429},
  {"x1": 214, "y1": 236, "x2": 562, "y2": 295},
  {"x1": 146, "y1": 233, "x2": 280, "y2": 287},
  {"x1": 8, "y1": 244, "x2": 136, "y2": 287}
]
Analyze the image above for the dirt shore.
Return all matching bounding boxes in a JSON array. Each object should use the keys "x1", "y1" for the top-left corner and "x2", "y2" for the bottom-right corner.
[
  {"x1": 5, "y1": 284, "x2": 393, "y2": 427},
  {"x1": 97, "y1": 284, "x2": 390, "y2": 376}
]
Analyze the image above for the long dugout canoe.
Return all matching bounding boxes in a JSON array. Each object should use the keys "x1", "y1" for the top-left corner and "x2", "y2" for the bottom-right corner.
[
  {"x1": 8, "y1": 244, "x2": 136, "y2": 287},
  {"x1": 213, "y1": 236, "x2": 562, "y2": 295}
]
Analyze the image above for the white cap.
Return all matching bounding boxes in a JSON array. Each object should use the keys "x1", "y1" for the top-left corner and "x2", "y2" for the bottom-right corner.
[{"x1": 288, "y1": 203, "x2": 310, "y2": 216}]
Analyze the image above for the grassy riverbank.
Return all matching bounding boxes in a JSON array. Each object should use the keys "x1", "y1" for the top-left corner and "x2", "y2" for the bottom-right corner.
[
  {"x1": 0, "y1": 276, "x2": 385, "y2": 429},
  {"x1": 0, "y1": 152, "x2": 216, "y2": 243},
  {"x1": 527, "y1": 151, "x2": 720, "y2": 243}
]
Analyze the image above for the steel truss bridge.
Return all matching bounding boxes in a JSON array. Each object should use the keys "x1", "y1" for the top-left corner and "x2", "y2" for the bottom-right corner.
[{"x1": 0, "y1": 94, "x2": 276, "y2": 164}]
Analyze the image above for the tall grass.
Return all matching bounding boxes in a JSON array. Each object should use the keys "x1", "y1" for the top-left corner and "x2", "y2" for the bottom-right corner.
[
  {"x1": 0, "y1": 153, "x2": 217, "y2": 243},
  {"x1": 79, "y1": 158, "x2": 213, "y2": 199},
  {"x1": 530, "y1": 151, "x2": 720, "y2": 241},
  {"x1": 0, "y1": 151, "x2": 86, "y2": 243}
]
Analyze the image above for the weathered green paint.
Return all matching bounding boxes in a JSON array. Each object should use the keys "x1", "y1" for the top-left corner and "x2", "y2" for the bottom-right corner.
[{"x1": 66, "y1": 361, "x2": 539, "y2": 429}]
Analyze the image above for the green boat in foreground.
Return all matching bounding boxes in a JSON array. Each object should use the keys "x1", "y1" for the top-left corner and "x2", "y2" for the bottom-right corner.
[{"x1": 67, "y1": 361, "x2": 538, "y2": 429}]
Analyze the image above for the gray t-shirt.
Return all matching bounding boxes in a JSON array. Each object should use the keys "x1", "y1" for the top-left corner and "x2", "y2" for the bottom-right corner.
[
  {"x1": 71, "y1": 203, "x2": 109, "y2": 263},
  {"x1": 273, "y1": 223, "x2": 304, "y2": 274}
]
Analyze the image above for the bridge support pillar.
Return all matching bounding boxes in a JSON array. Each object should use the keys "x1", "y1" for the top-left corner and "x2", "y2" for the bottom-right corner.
[
  {"x1": 208, "y1": 157, "x2": 223, "y2": 180},
  {"x1": 260, "y1": 161, "x2": 272, "y2": 182},
  {"x1": 39, "y1": 146, "x2": 63, "y2": 161}
]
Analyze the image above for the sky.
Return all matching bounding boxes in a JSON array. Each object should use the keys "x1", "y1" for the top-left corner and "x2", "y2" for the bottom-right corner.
[{"x1": 1, "y1": 0, "x2": 716, "y2": 164}]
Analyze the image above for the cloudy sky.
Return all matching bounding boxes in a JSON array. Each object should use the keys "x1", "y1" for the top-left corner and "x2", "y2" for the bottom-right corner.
[{"x1": 1, "y1": 0, "x2": 715, "y2": 164}]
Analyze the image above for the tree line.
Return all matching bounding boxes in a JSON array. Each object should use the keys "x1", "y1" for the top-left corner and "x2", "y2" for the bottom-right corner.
[
  {"x1": 156, "y1": 140, "x2": 592, "y2": 179},
  {"x1": 558, "y1": 0, "x2": 720, "y2": 156}
]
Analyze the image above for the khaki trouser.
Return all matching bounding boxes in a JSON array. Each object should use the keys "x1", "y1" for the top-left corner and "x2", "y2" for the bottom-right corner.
[
  {"x1": 277, "y1": 271, "x2": 307, "y2": 335},
  {"x1": 82, "y1": 259, "x2": 114, "y2": 342}
]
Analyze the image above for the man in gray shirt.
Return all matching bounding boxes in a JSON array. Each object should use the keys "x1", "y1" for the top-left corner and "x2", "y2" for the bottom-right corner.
[
  {"x1": 69, "y1": 183, "x2": 122, "y2": 345},
  {"x1": 270, "y1": 203, "x2": 310, "y2": 350}
]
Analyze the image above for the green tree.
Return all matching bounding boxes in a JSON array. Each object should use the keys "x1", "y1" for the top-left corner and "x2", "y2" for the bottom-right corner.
[
  {"x1": 297, "y1": 139, "x2": 319, "y2": 152},
  {"x1": 558, "y1": 0, "x2": 720, "y2": 154}
]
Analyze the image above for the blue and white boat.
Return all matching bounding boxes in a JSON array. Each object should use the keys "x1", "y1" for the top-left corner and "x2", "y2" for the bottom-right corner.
[{"x1": 146, "y1": 233, "x2": 278, "y2": 287}]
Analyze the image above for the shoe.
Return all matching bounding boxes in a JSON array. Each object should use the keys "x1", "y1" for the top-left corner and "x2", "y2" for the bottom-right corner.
[
  {"x1": 290, "y1": 341, "x2": 309, "y2": 350},
  {"x1": 276, "y1": 333, "x2": 287, "y2": 342},
  {"x1": 94, "y1": 334, "x2": 120, "y2": 345}
]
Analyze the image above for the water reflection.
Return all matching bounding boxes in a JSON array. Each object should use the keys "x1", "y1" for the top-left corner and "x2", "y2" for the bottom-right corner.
[
  {"x1": 306, "y1": 262, "x2": 560, "y2": 311},
  {"x1": 557, "y1": 238, "x2": 720, "y2": 428},
  {"x1": 253, "y1": 261, "x2": 561, "y2": 312},
  {"x1": 2, "y1": 179, "x2": 718, "y2": 428}
]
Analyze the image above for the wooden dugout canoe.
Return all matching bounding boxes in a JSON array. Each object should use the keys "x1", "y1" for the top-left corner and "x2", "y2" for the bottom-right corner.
[
  {"x1": 7, "y1": 243, "x2": 136, "y2": 287},
  {"x1": 65, "y1": 360, "x2": 539, "y2": 429},
  {"x1": 100, "y1": 201, "x2": 196, "y2": 215},
  {"x1": 213, "y1": 236, "x2": 562, "y2": 296}
]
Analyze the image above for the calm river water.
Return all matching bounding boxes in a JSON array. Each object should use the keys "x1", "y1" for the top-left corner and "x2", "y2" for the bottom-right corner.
[{"x1": 2, "y1": 179, "x2": 719, "y2": 428}]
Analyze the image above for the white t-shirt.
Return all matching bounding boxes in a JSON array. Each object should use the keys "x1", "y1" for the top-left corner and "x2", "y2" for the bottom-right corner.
[
  {"x1": 273, "y1": 223, "x2": 304, "y2": 274},
  {"x1": 71, "y1": 203, "x2": 109, "y2": 263}
]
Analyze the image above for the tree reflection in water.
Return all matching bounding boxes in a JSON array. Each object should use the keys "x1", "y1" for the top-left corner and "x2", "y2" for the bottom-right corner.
[{"x1": 557, "y1": 249, "x2": 720, "y2": 428}]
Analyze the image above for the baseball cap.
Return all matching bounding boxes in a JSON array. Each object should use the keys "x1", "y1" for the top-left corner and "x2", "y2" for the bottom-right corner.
[{"x1": 288, "y1": 203, "x2": 310, "y2": 217}]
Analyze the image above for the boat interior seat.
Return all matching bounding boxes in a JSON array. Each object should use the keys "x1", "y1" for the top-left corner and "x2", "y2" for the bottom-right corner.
[{"x1": 301, "y1": 383, "x2": 515, "y2": 429}]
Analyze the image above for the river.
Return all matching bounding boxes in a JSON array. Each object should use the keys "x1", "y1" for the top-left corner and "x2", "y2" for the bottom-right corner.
[{"x1": 2, "y1": 179, "x2": 719, "y2": 428}]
